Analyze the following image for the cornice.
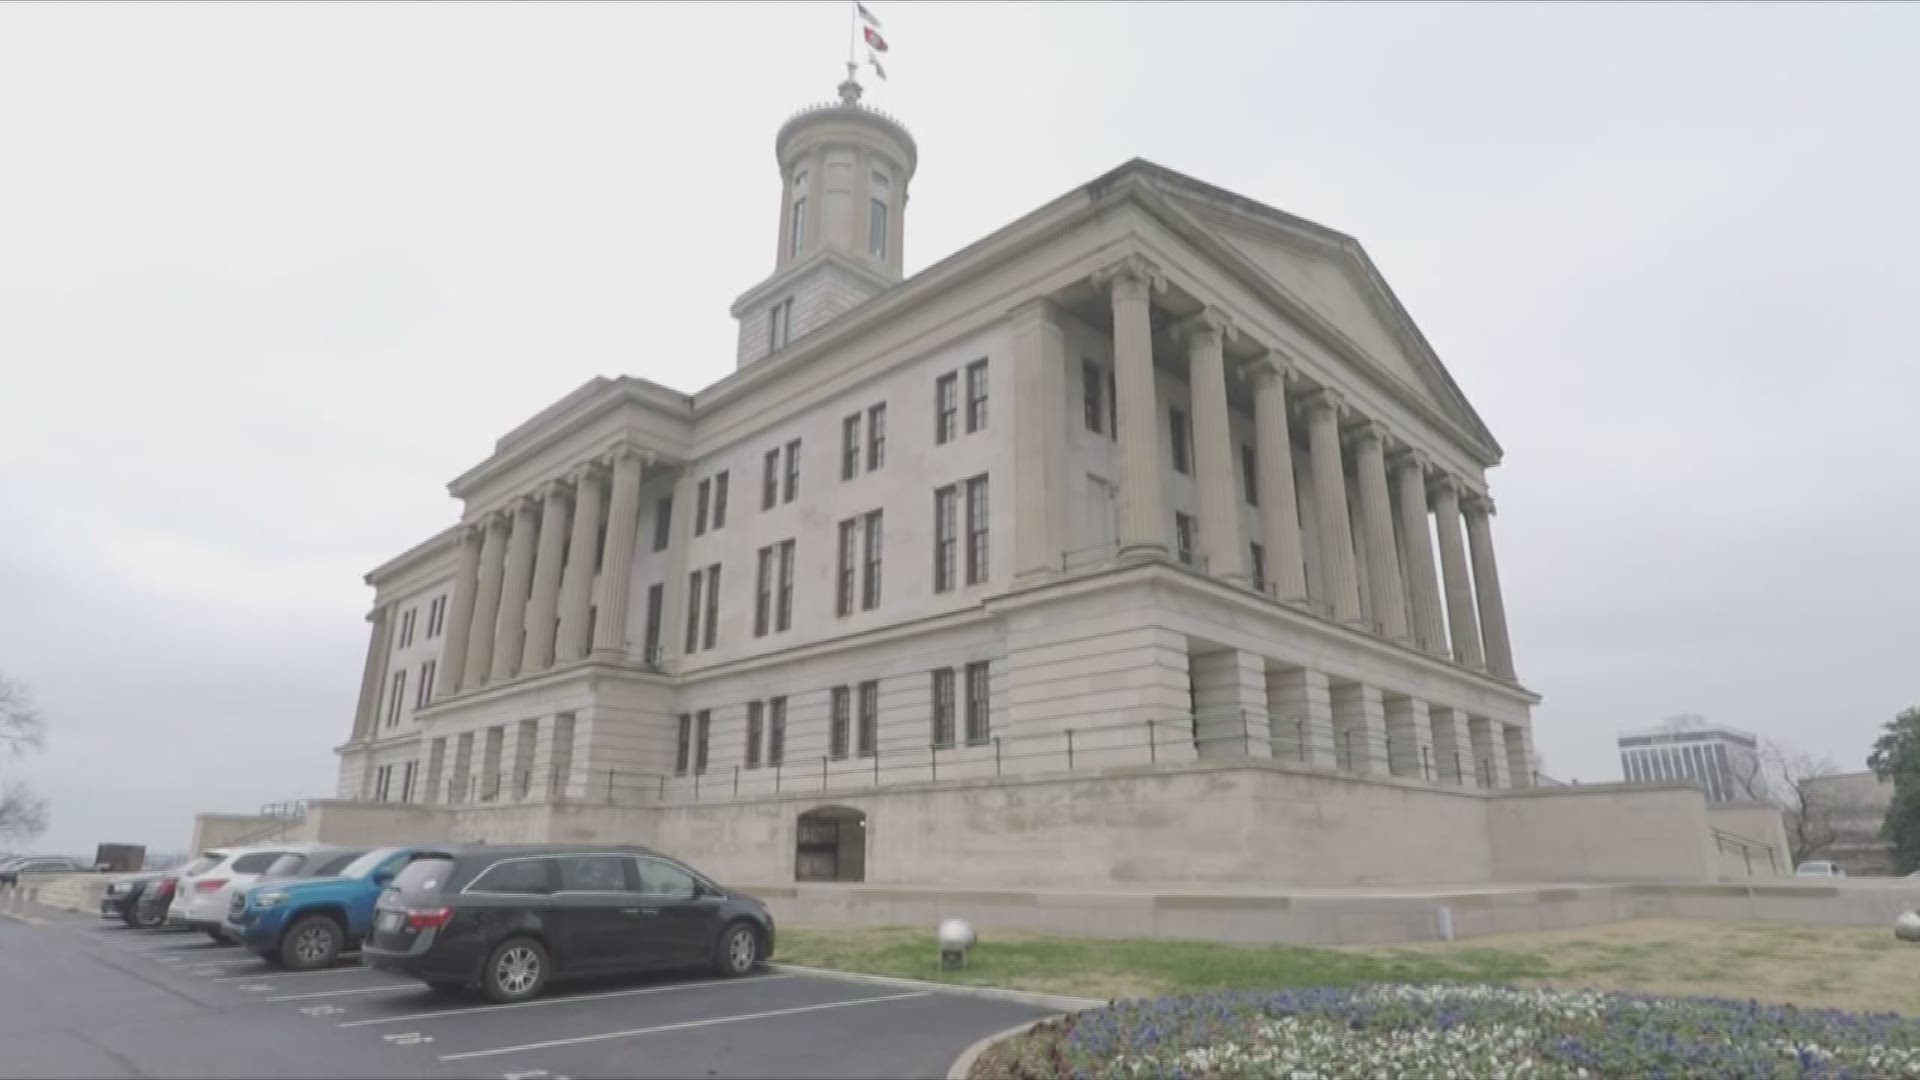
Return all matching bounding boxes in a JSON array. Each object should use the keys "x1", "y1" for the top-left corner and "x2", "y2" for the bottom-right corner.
[
  {"x1": 447, "y1": 378, "x2": 693, "y2": 500},
  {"x1": 363, "y1": 523, "x2": 461, "y2": 588}
]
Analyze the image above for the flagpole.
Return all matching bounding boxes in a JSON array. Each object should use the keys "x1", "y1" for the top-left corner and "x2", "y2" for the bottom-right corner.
[{"x1": 846, "y1": 0, "x2": 857, "y2": 68}]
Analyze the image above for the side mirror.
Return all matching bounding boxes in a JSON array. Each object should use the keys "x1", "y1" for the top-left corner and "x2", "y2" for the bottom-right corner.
[{"x1": 371, "y1": 871, "x2": 394, "y2": 888}]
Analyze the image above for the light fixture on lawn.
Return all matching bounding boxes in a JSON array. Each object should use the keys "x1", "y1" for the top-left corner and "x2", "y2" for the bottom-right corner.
[
  {"x1": 1895, "y1": 910, "x2": 1920, "y2": 943},
  {"x1": 937, "y1": 918, "x2": 976, "y2": 970}
]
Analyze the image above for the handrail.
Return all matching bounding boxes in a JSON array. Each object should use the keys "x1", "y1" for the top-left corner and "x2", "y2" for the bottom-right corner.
[{"x1": 1711, "y1": 826, "x2": 1780, "y2": 875}]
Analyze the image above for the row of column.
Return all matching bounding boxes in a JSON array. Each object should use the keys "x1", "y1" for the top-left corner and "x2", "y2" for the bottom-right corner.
[
  {"x1": 1014, "y1": 254, "x2": 1515, "y2": 681},
  {"x1": 436, "y1": 446, "x2": 649, "y2": 701}
]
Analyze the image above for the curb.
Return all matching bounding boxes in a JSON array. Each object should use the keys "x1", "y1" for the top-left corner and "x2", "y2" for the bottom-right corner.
[
  {"x1": 947, "y1": 1015, "x2": 1058, "y2": 1080},
  {"x1": 767, "y1": 962, "x2": 1106, "y2": 1014}
]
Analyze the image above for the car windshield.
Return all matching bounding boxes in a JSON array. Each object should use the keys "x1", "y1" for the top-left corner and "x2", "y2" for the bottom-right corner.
[{"x1": 336, "y1": 847, "x2": 403, "y2": 880}]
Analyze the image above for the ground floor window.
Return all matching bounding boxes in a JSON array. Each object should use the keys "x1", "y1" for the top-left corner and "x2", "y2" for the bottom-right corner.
[{"x1": 795, "y1": 806, "x2": 866, "y2": 882}]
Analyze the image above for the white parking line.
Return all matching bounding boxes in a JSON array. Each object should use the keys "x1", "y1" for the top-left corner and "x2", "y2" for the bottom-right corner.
[
  {"x1": 437, "y1": 991, "x2": 933, "y2": 1062},
  {"x1": 337, "y1": 974, "x2": 797, "y2": 1028},
  {"x1": 212, "y1": 966, "x2": 371, "y2": 982},
  {"x1": 265, "y1": 983, "x2": 419, "y2": 1003}
]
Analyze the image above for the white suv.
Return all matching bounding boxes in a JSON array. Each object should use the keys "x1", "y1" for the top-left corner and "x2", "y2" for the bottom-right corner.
[
  {"x1": 168, "y1": 844, "x2": 328, "y2": 940},
  {"x1": 1794, "y1": 860, "x2": 1847, "y2": 878}
]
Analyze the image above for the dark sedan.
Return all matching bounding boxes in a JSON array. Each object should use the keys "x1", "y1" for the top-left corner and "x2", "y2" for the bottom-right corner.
[
  {"x1": 99, "y1": 871, "x2": 170, "y2": 927},
  {"x1": 362, "y1": 843, "x2": 774, "y2": 1003}
]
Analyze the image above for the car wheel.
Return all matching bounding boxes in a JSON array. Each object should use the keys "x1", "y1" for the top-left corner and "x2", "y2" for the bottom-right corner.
[
  {"x1": 714, "y1": 921, "x2": 759, "y2": 978},
  {"x1": 205, "y1": 928, "x2": 229, "y2": 944},
  {"x1": 126, "y1": 905, "x2": 162, "y2": 930},
  {"x1": 482, "y1": 937, "x2": 548, "y2": 1004},
  {"x1": 280, "y1": 915, "x2": 343, "y2": 971}
]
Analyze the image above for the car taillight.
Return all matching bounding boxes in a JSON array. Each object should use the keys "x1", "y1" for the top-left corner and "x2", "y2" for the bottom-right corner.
[
  {"x1": 155, "y1": 879, "x2": 176, "y2": 897},
  {"x1": 404, "y1": 906, "x2": 453, "y2": 931},
  {"x1": 193, "y1": 878, "x2": 228, "y2": 893}
]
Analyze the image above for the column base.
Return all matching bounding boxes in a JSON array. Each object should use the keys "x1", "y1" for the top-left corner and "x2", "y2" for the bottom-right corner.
[{"x1": 1117, "y1": 542, "x2": 1169, "y2": 564}]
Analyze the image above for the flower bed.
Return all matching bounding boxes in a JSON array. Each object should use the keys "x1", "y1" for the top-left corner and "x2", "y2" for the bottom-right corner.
[{"x1": 974, "y1": 985, "x2": 1920, "y2": 1079}]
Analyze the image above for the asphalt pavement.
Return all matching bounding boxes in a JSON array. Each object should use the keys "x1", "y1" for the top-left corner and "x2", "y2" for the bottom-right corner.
[{"x1": 0, "y1": 907, "x2": 1051, "y2": 1079}]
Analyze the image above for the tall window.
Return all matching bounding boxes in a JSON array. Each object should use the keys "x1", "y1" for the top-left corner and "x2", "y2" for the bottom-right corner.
[
  {"x1": 653, "y1": 496, "x2": 673, "y2": 551},
  {"x1": 685, "y1": 569, "x2": 704, "y2": 653},
  {"x1": 868, "y1": 170, "x2": 889, "y2": 260},
  {"x1": 776, "y1": 539, "x2": 795, "y2": 632},
  {"x1": 694, "y1": 710, "x2": 711, "y2": 774},
  {"x1": 711, "y1": 471, "x2": 729, "y2": 529},
  {"x1": 754, "y1": 546, "x2": 774, "y2": 638},
  {"x1": 867, "y1": 403, "x2": 886, "y2": 470},
  {"x1": 702, "y1": 562, "x2": 720, "y2": 651},
  {"x1": 1175, "y1": 512, "x2": 1197, "y2": 566},
  {"x1": 935, "y1": 372, "x2": 957, "y2": 444},
  {"x1": 1250, "y1": 542, "x2": 1267, "y2": 592},
  {"x1": 398, "y1": 608, "x2": 415, "y2": 649},
  {"x1": 643, "y1": 582, "x2": 664, "y2": 658},
  {"x1": 400, "y1": 760, "x2": 417, "y2": 803},
  {"x1": 830, "y1": 686, "x2": 851, "y2": 759},
  {"x1": 1083, "y1": 359, "x2": 1105, "y2": 433},
  {"x1": 836, "y1": 518, "x2": 857, "y2": 616},
  {"x1": 695, "y1": 479, "x2": 711, "y2": 536},
  {"x1": 1241, "y1": 444, "x2": 1258, "y2": 505},
  {"x1": 965, "y1": 358, "x2": 989, "y2": 433},
  {"x1": 425, "y1": 596, "x2": 445, "y2": 638},
  {"x1": 769, "y1": 297, "x2": 793, "y2": 351},
  {"x1": 931, "y1": 668, "x2": 956, "y2": 748},
  {"x1": 762, "y1": 449, "x2": 779, "y2": 509},
  {"x1": 675, "y1": 714, "x2": 691, "y2": 775},
  {"x1": 1170, "y1": 408, "x2": 1191, "y2": 474},
  {"x1": 789, "y1": 190, "x2": 807, "y2": 258},
  {"x1": 933, "y1": 485, "x2": 958, "y2": 593},
  {"x1": 964, "y1": 661, "x2": 991, "y2": 744},
  {"x1": 415, "y1": 660, "x2": 437, "y2": 708},
  {"x1": 386, "y1": 670, "x2": 407, "y2": 727},
  {"x1": 746, "y1": 702, "x2": 764, "y2": 769},
  {"x1": 856, "y1": 680, "x2": 879, "y2": 757},
  {"x1": 965, "y1": 474, "x2": 990, "y2": 585},
  {"x1": 861, "y1": 510, "x2": 884, "y2": 611},
  {"x1": 768, "y1": 696, "x2": 787, "y2": 766},
  {"x1": 783, "y1": 439, "x2": 801, "y2": 502},
  {"x1": 841, "y1": 414, "x2": 861, "y2": 480}
]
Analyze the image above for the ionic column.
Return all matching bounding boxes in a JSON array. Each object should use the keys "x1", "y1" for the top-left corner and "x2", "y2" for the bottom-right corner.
[
  {"x1": 1430, "y1": 478, "x2": 1484, "y2": 670},
  {"x1": 591, "y1": 446, "x2": 646, "y2": 656},
  {"x1": 1011, "y1": 299, "x2": 1069, "y2": 580},
  {"x1": 1178, "y1": 310, "x2": 1247, "y2": 582},
  {"x1": 1350, "y1": 422, "x2": 1410, "y2": 641},
  {"x1": 1302, "y1": 390, "x2": 1363, "y2": 623},
  {"x1": 1249, "y1": 360, "x2": 1307, "y2": 600},
  {"x1": 1098, "y1": 256, "x2": 1169, "y2": 559},
  {"x1": 436, "y1": 526, "x2": 483, "y2": 699},
  {"x1": 489, "y1": 497, "x2": 540, "y2": 682},
  {"x1": 349, "y1": 604, "x2": 392, "y2": 741},
  {"x1": 1464, "y1": 495, "x2": 1516, "y2": 680},
  {"x1": 520, "y1": 480, "x2": 572, "y2": 673},
  {"x1": 460, "y1": 511, "x2": 510, "y2": 691},
  {"x1": 553, "y1": 462, "x2": 606, "y2": 663},
  {"x1": 1392, "y1": 451, "x2": 1447, "y2": 656}
]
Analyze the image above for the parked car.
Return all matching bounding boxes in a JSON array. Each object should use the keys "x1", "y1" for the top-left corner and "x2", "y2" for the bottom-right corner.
[
  {"x1": 99, "y1": 871, "x2": 171, "y2": 927},
  {"x1": 166, "y1": 844, "x2": 358, "y2": 941},
  {"x1": 363, "y1": 844, "x2": 774, "y2": 1002},
  {"x1": 226, "y1": 847, "x2": 412, "y2": 970},
  {"x1": 0, "y1": 855, "x2": 89, "y2": 884},
  {"x1": 1795, "y1": 860, "x2": 1848, "y2": 878}
]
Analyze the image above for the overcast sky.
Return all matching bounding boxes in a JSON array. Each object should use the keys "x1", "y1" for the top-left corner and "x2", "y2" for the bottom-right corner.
[{"x1": 2, "y1": 2, "x2": 1916, "y2": 856}]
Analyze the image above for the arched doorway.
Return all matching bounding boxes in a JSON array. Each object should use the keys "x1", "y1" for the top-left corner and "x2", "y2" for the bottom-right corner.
[{"x1": 795, "y1": 806, "x2": 866, "y2": 882}]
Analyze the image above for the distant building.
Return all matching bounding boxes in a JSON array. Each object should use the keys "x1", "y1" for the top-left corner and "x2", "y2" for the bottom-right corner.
[
  {"x1": 1801, "y1": 770, "x2": 1894, "y2": 875},
  {"x1": 1618, "y1": 718, "x2": 1758, "y2": 803}
]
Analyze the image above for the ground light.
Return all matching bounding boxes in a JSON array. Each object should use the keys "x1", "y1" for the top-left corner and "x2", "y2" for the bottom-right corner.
[{"x1": 937, "y1": 918, "x2": 976, "y2": 970}]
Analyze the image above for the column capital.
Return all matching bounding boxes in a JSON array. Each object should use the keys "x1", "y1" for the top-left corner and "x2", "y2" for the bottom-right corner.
[
  {"x1": 1344, "y1": 417, "x2": 1391, "y2": 448},
  {"x1": 1389, "y1": 446, "x2": 1432, "y2": 476},
  {"x1": 1092, "y1": 253, "x2": 1167, "y2": 302},
  {"x1": 481, "y1": 507, "x2": 513, "y2": 531},
  {"x1": 602, "y1": 443, "x2": 650, "y2": 472},
  {"x1": 539, "y1": 476, "x2": 573, "y2": 503},
  {"x1": 569, "y1": 458, "x2": 608, "y2": 488},
  {"x1": 1426, "y1": 473, "x2": 1464, "y2": 502},
  {"x1": 1463, "y1": 492, "x2": 1496, "y2": 517},
  {"x1": 1245, "y1": 354, "x2": 1291, "y2": 388},
  {"x1": 1172, "y1": 306, "x2": 1234, "y2": 348},
  {"x1": 1299, "y1": 386, "x2": 1346, "y2": 421}
]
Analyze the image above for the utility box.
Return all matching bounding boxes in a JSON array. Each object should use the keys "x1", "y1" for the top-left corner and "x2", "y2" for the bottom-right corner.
[{"x1": 93, "y1": 843, "x2": 145, "y2": 872}]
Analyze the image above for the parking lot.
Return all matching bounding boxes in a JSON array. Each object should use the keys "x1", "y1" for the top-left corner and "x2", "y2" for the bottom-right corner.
[{"x1": 0, "y1": 910, "x2": 1051, "y2": 1078}]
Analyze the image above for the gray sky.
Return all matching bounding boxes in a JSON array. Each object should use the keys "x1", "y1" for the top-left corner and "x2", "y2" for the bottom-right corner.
[{"x1": 2, "y1": 2, "x2": 1916, "y2": 856}]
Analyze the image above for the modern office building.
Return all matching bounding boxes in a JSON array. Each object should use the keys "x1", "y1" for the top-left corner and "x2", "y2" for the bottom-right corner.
[{"x1": 1617, "y1": 718, "x2": 1760, "y2": 803}]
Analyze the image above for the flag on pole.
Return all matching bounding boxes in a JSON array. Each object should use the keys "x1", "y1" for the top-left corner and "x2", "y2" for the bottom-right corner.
[
  {"x1": 868, "y1": 49, "x2": 887, "y2": 79},
  {"x1": 856, "y1": 2, "x2": 881, "y2": 28},
  {"x1": 863, "y1": 25, "x2": 889, "y2": 52}
]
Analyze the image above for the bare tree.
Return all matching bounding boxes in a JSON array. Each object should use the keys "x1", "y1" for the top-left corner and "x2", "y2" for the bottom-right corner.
[
  {"x1": 0, "y1": 783, "x2": 48, "y2": 842},
  {"x1": 0, "y1": 674, "x2": 48, "y2": 842},
  {"x1": 1769, "y1": 745, "x2": 1843, "y2": 866}
]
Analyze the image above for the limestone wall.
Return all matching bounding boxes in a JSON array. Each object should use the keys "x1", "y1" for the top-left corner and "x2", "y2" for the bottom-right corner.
[
  {"x1": 1487, "y1": 782, "x2": 1717, "y2": 882},
  {"x1": 1706, "y1": 802, "x2": 1792, "y2": 877}
]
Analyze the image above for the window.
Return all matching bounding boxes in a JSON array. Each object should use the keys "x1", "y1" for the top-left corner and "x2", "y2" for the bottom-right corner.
[
  {"x1": 965, "y1": 661, "x2": 991, "y2": 744},
  {"x1": 789, "y1": 195, "x2": 806, "y2": 258},
  {"x1": 861, "y1": 510, "x2": 884, "y2": 611},
  {"x1": 415, "y1": 660, "x2": 437, "y2": 709},
  {"x1": 867, "y1": 403, "x2": 886, "y2": 470},
  {"x1": 643, "y1": 582, "x2": 664, "y2": 659},
  {"x1": 676, "y1": 713, "x2": 691, "y2": 775},
  {"x1": 685, "y1": 569, "x2": 704, "y2": 653},
  {"x1": 857, "y1": 680, "x2": 879, "y2": 757},
  {"x1": 746, "y1": 702, "x2": 764, "y2": 769},
  {"x1": 830, "y1": 687, "x2": 850, "y2": 759},
  {"x1": 769, "y1": 298, "x2": 793, "y2": 351},
  {"x1": 965, "y1": 358, "x2": 989, "y2": 433},
  {"x1": 695, "y1": 710, "x2": 711, "y2": 774},
  {"x1": 634, "y1": 857, "x2": 697, "y2": 900},
  {"x1": 400, "y1": 760, "x2": 417, "y2": 803},
  {"x1": 231, "y1": 852, "x2": 285, "y2": 874},
  {"x1": 935, "y1": 372, "x2": 957, "y2": 444},
  {"x1": 386, "y1": 671, "x2": 407, "y2": 727},
  {"x1": 1241, "y1": 444, "x2": 1258, "y2": 505},
  {"x1": 869, "y1": 197, "x2": 888, "y2": 260},
  {"x1": 695, "y1": 479, "x2": 711, "y2": 536},
  {"x1": 755, "y1": 546, "x2": 773, "y2": 638},
  {"x1": 1083, "y1": 359, "x2": 1105, "y2": 433},
  {"x1": 768, "y1": 696, "x2": 787, "y2": 766},
  {"x1": 711, "y1": 471, "x2": 729, "y2": 529},
  {"x1": 653, "y1": 496, "x2": 673, "y2": 552},
  {"x1": 425, "y1": 595, "x2": 445, "y2": 638},
  {"x1": 1170, "y1": 408, "x2": 1191, "y2": 474},
  {"x1": 933, "y1": 485, "x2": 958, "y2": 593},
  {"x1": 965, "y1": 475, "x2": 989, "y2": 585},
  {"x1": 468, "y1": 859, "x2": 554, "y2": 895},
  {"x1": 401, "y1": 608, "x2": 417, "y2": 649},
  {"x1": 1251, "y1": 542, "x2": 1267, "y2": 592},
  {"x1": 776, "y1": 539, "x2": 795, "y2": 632},
  {"x1": 783, "y1": 439, "x2": 800, "y2": 502},
  {"x1": 374, "y1": 765, "x2": 392, "y2": 801},
  {"x1": 762, "y1": 448, "x2": 779, "y2": 510},
  {"x1": 558, "y1": 855, "x2": 630, "y2": 892},
  {"x1": 931, "y1": 669, "x2": 956, "y2": 748},
  {"x1": 1175, "y1": 512, "x2": 1197, "y2": 566},
  {"x1": 842, "y1": 414, "x2": 861, "y2": 480},
  {"x1": 836, "y1": 518, "x2": 857, "y2": 617},
  {"x1": 702, "y1": 563, "x2": 720, "y2": 651}
]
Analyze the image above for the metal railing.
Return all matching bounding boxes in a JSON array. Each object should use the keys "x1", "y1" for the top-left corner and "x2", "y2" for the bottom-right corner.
[
  {"x1": 228, "y1": 800, "x2": 308, "y2": 845},
  {"x1": 1712, "y1": 827, "x2": 1781, "y2": 876}
]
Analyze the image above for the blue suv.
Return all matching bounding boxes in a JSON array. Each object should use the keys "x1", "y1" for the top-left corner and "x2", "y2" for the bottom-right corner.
[{"x1": 227, "y1": 847, "x2": 424, "y2": 970}]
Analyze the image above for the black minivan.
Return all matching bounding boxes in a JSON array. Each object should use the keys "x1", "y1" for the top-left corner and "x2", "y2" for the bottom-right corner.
[{"x1": 362, "y1": 844, "x2": 775, "y2": 1002}]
